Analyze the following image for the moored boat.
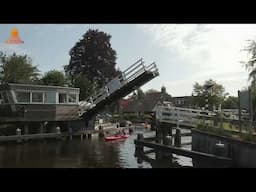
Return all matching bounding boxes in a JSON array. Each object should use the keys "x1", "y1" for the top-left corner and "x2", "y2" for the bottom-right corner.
[{"x1": 105, "y1": 134, "x2": 129, "y2": 141}]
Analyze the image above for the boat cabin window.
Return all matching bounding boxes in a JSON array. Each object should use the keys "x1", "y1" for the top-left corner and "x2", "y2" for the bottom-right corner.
[
  {"x1": 32, "y1": 92, "x2": 43, "y2": 103},
  {"x1": 59, "y1": 93, "x2": 67, "y2": 103},
  {"x1": 44, "y1": 92, "x2": 56, "y2": 104},
  {"x1": 68, "y1": 93, "x2": 77, "y2": 103},
  {"x1": 16, "y1": 91, "x2": 30, "y2": 103}
]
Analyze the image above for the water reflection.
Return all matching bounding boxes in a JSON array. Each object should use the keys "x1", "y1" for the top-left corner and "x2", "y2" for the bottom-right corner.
[{"x1": 0, "y1": 128, "x2": 192, "y2": 168}]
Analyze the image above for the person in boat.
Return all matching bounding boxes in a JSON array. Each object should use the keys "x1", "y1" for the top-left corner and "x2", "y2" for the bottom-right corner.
[{"x1": 114, "y1": 130, "x2": 122, "y2": 136}]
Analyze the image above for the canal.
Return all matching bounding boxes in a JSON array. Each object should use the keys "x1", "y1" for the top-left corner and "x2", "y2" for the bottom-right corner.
[{"x1": 0, "y1": 127, "x2": 193, "y2": 168}]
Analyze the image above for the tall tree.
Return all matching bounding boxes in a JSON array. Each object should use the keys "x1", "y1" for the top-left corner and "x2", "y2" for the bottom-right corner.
[
  {"x1": 192, "y1": 79, "x2": 227, "y2": 110},
  {"x1": 145, "y1": 89, "x2": 158, "y2": 94},
  {"x1": 65, "y1": 29, "x2": 119, "y2": 96},
  {"x1": 241, "y1": 40, "x2": 256, "y2": 116},
  {"x1": 72, "y1": 74, "x2": 94, "y2": 100},
  {"x1": 222, "y1": 96, "x2": 238, "y2": 109},
  {"x1": 0, "y1": 52, "x2": 40, "y2": 84},
  {"x1": 41, "y1": 70, "x2": 66, "y2": 86},
  {"x1": 242, "y1": 40, "x2": 256, "y2": 85}
]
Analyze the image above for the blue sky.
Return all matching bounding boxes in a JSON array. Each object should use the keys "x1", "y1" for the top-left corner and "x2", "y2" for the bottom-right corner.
[{"x1": 0, "y1": 24, "x2": 255, "y2": 96}]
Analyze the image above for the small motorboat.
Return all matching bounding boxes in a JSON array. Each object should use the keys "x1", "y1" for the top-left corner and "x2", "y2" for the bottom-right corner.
[{"x1": 105, "y1": 134, "x2": 129, "y2": 141}]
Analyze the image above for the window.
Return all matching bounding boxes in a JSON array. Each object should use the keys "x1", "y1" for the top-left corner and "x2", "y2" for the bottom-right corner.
[
  {"x1": 16, "y1": 91, "x2": 30, "y2": 103},
  {"x1": 45, "y1": 92, "x2": 56, "y2": 104},
  {"x1": 59, "y1": 93, "x2": 67, "y2": 103},
  {"x1": 68, "y1": 94, "x2": 77, "y2": 103},
  {"x1": 32, "y1": 92, "x2": 43, "y2": 103}
]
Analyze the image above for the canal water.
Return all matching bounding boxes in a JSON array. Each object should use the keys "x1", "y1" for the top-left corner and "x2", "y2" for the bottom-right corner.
[{"x1": 0, "y1": 127, "x2": 193, "y2": 168}]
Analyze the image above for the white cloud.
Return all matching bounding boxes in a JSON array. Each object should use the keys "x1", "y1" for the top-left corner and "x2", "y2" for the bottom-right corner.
[{"x1": 138, "y1": 24, "x2": 256, "y2": 96}]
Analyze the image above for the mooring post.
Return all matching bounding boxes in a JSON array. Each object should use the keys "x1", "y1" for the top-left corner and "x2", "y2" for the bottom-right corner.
[
  {"x1": 80, "y1": 126, "x2": 83, "y2": 141},
  {"x1": 56, "y1": 126, "x2": 60, "y2": 133},
  {"x1": 40, "y1": 123, "x2": 44, "y2": 134},
  {"x1": 16, "y1": 128, "x2": 21, "y2": 143},
  {"x1": 69, "y1": 127, "x2": 72, "y2": 140},
  {"x1": 174, "y1": 128, "x2": 181, "y2": 147},
  {"x1": 163, "y1": 125, "x2": 169, "y2": 145},
  {"x1": 150, "y1": 112, "x2": 156, "y2": 131},
  {"x1": 137, "y1": 156, "x2": 143, "y2": 164},
  {"x1": 135, "y1": 133, "x2": 144, "y2": 154},
  {"x1": 162, "y1": 125, "x2": 173, "y2": 159},
  {"x1": 155, "y1": 121, "x2": 163, "y2": 160},
  {"x1": 238, "y1": 90, "x2": 242, "y2": 133},
  {"x1": 55, "y1": 126, "x2": 61, "y2": 140},
  {"x1": 214, "y1": 141, "x2": 225, "y2": 157},
  {"x1": 23, "y1": 124, "x2": 29, "y2": 142},
  {"x1": 24, "y1": 124, "x2": 29, "y2": 135},
  {"x1": 88, "y1": 133, "x2": 92, "y2": 139},
  {"x1": 165, "y1": 136, "x2": 172, "y2": 146},
  {"x1": 98, "y1": 125, "x2": 104, "y2": 138}
]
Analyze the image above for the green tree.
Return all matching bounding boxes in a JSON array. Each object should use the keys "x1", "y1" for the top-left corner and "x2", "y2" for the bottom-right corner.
[
  {"x1": 192, "y1": 79, "x2": 227, "y2": 110},
  {"x1": 72, "y1": 74, "x2": 94, "y2": 100},
  {"x1": 145, "y1": 89, "x2": 158, "y2": 94},
  {"x1": 41, "y1": 70, "x2": 66, "y2": 86},
  {"x1": 241, "y1": 40, "x2": 256, "y2": 85},
  {"x1": 222, "y1": 96, "x2": 238, "y2": 109},
  {"x1": 64, "y1": 29, "x2": 119, "y2": 92},
  {"x1": 241, "y1": 40, "x2": 256, "y2": 115},
  {"x1": 0, "y1": 52, "x2": 40, "y2": 84}
]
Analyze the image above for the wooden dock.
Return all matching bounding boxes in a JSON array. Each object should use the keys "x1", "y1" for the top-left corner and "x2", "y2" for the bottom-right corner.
[
  {"x1": 0, "y1": 133, "x2": 62, "y2": 142},
  {"x1": 134, "y1": 130, "x2": 233, "y2": 167},
  {"x1": 0, "y1": 125, "x2": 133, "y2": 143},
  {"x1": 135, "y1": 139, "x2": 232, "y2": 163}
]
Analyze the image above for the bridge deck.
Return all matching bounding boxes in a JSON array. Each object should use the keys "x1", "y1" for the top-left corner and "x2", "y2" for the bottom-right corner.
[{"x1": 82, "y1": 59, "x2": 159, "y2": 121}]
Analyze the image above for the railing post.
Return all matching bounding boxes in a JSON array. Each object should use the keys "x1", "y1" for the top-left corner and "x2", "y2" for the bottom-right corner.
[{"x1": 174, "y1": 128, "x2": 181, "y2": 147}]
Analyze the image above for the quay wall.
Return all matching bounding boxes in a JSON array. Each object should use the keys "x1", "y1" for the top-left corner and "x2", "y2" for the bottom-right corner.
[{"x1": 192, "y1": 129, "x2": 256, "y2": 167}]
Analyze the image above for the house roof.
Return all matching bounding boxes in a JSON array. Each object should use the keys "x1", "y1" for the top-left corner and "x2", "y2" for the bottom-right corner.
[{"x1": 122, "y1": 92, "x2": 172, "y2": 113}]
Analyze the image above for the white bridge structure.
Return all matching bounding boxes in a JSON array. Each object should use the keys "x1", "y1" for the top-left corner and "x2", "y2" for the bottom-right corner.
[
  {"x1": 78, "y1": 58, "x2": 159, "y2": 121},
  {"x1": 154, "y1": 102, "x2": 216, "y2": 128}
]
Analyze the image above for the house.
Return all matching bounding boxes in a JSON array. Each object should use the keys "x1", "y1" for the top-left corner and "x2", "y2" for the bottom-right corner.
[
  {"x1": 170, "y1": 96, "x2": 194, "y2": 108},
  {"x1": 122, "y1": 91, "x2": 172, "y2": 114}
]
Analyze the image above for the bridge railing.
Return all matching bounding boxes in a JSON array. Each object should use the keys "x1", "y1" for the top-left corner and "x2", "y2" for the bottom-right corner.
[
  {"x1": 154, "y1": 104, "x2": 256, "y2": 142},
  {"x1": 195, "y1": 114, "x2": 256, "y2": 143},
  {"x1": 155, "y1": 105, "x2": 211, "y2": 127},
  {"x1": 80, "y1": 58, "x2": 158, "y2": 115}
]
